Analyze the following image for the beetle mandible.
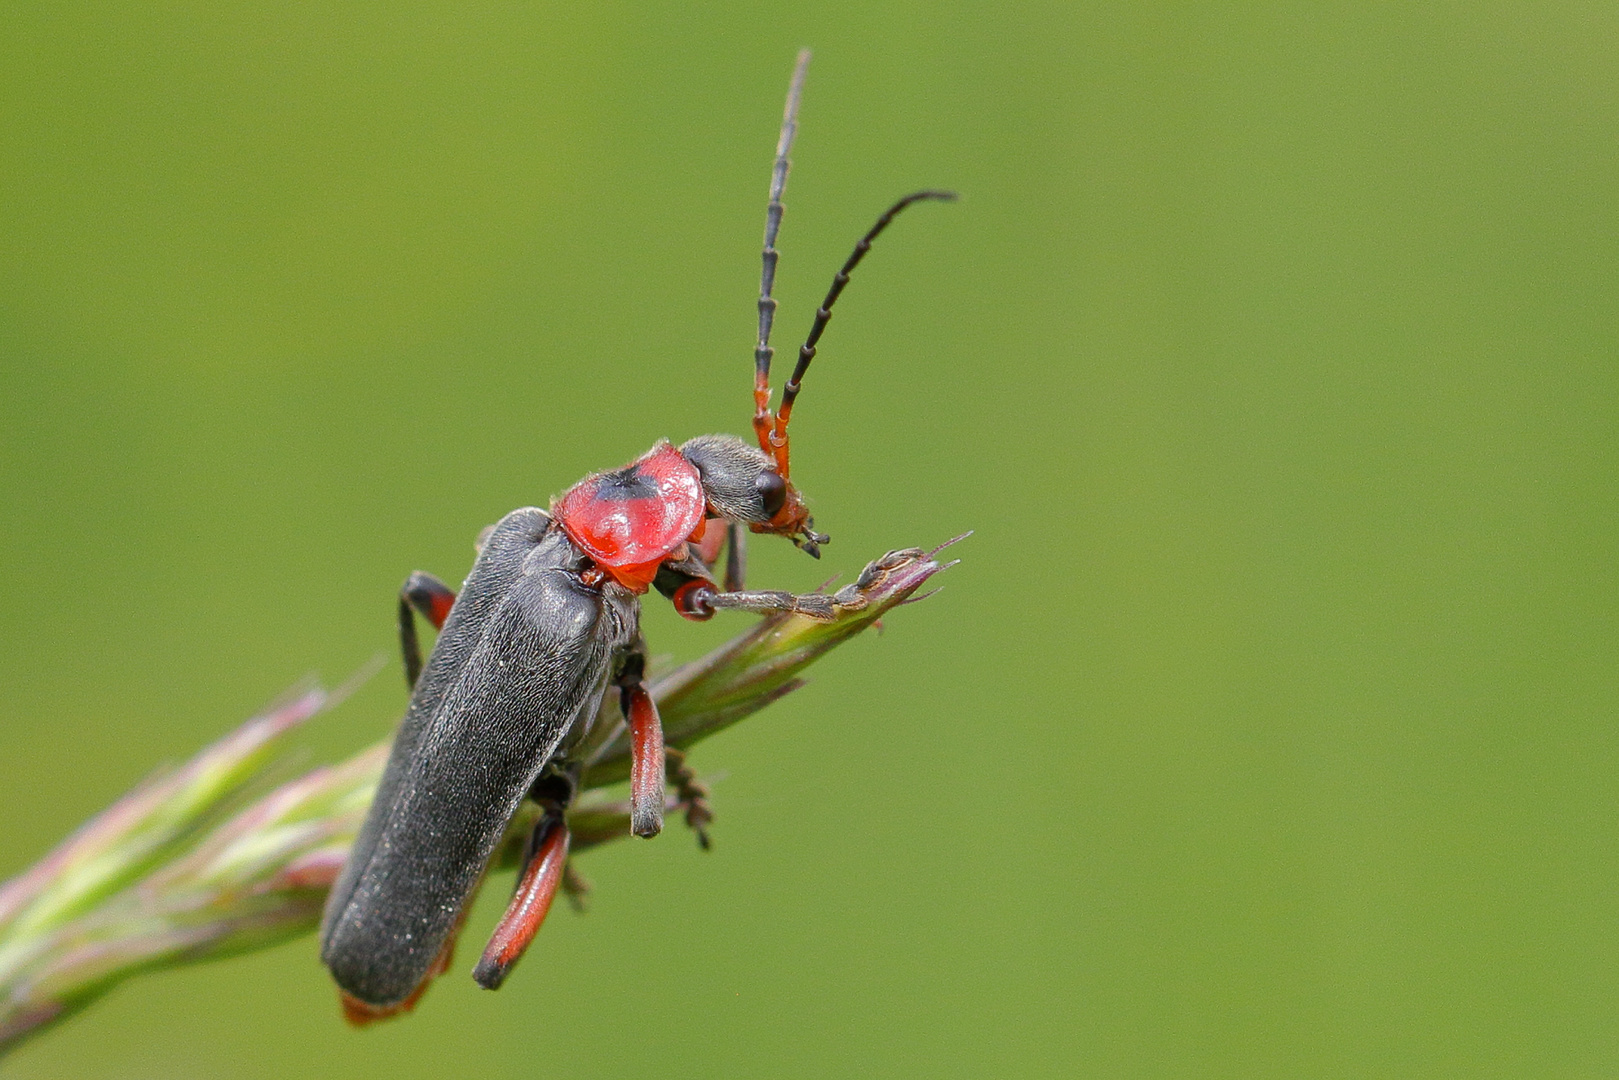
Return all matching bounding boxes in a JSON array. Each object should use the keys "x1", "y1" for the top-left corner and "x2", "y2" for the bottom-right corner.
[{"x1": 319, "y1": 50, "x2": 955, "y2": 1022}]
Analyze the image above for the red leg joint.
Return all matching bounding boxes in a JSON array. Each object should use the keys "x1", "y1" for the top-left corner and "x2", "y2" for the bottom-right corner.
[{"x1": 672, "y1": 579, "x2": 715, "y2": 621}]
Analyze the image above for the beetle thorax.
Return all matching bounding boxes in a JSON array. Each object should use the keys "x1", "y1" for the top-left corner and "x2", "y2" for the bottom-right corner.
[{"x1": 554, "y1": 440, "x2": 706, "y2": 592}]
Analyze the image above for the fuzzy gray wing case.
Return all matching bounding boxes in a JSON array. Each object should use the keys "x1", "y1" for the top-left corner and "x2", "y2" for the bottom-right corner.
[{"x1": 320, "y1": 509, "x2": 616, "y2": 1007}]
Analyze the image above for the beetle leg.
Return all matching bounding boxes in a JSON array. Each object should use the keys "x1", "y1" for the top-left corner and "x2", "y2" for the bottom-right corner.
[
  {"x1": 609, "y1": 647, "x2": 667, "y2": 838},
  {"x1": 398, "y1": 571, "x2": 457, "y2": 689},
  {"x1": 623, "y1": 681, "x2": 666, "y2": 838},
  {"x1": 684, "y1": 553, "x2": 920, "y2": 621},
  {"x1": 683, "y1": 585, "x2": 853, "y2": 621},
  {"x1": 724, "y1": 520, "x2": 748, "y2": 592},
  {"x1": 473, "y1": 808, "x2": 569, "y2": 991},
  {"x1": 665, "y1": 746, "x2": 713, "y2": 850}
]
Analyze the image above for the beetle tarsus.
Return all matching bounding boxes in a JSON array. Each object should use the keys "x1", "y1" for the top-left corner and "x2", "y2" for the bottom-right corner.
[{"x1": 665, "y1": 746, "x2": 714, "y2": 850}]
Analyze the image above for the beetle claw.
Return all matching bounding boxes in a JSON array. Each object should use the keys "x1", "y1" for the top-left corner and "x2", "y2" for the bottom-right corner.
[{"x1": 666, "y1": 747, "x2": 714, "y2": 851}]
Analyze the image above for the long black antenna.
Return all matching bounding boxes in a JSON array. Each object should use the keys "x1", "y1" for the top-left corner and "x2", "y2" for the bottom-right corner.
[
  {"x1": 769, "y1": 189, "x2": 958, "y2": 461},
  {"x1": 753, "y1": 48, "x2": 811, "y2": 453}
]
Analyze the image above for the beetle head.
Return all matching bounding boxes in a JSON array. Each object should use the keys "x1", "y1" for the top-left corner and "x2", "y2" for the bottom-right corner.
[{"x1": 680, "y1": 434, "x2": 828, "y2": 557}]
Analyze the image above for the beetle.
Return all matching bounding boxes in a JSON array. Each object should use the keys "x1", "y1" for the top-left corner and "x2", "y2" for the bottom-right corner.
[{"x1": 318, "y1": 49, "x2": 955, "y2": 1021}]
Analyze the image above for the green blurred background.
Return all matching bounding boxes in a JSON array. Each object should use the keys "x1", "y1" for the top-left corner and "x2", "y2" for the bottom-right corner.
[{"x1": 2, "y1": 1, "x2": 1615, "y2": 1076}]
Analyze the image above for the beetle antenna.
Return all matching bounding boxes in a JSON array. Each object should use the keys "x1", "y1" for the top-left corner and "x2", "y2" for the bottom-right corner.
[
  {"x1": 753, "y1": 48, "x2": 811, "y2": 455},
  {"x1": 767, "y1": 189, "x2": 957, "y2": 476}
]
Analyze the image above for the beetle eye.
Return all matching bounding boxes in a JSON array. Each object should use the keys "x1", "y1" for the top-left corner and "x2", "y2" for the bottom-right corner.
[{"x1": 755, "y1": 469, "x2": 787, "y2": 517}]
